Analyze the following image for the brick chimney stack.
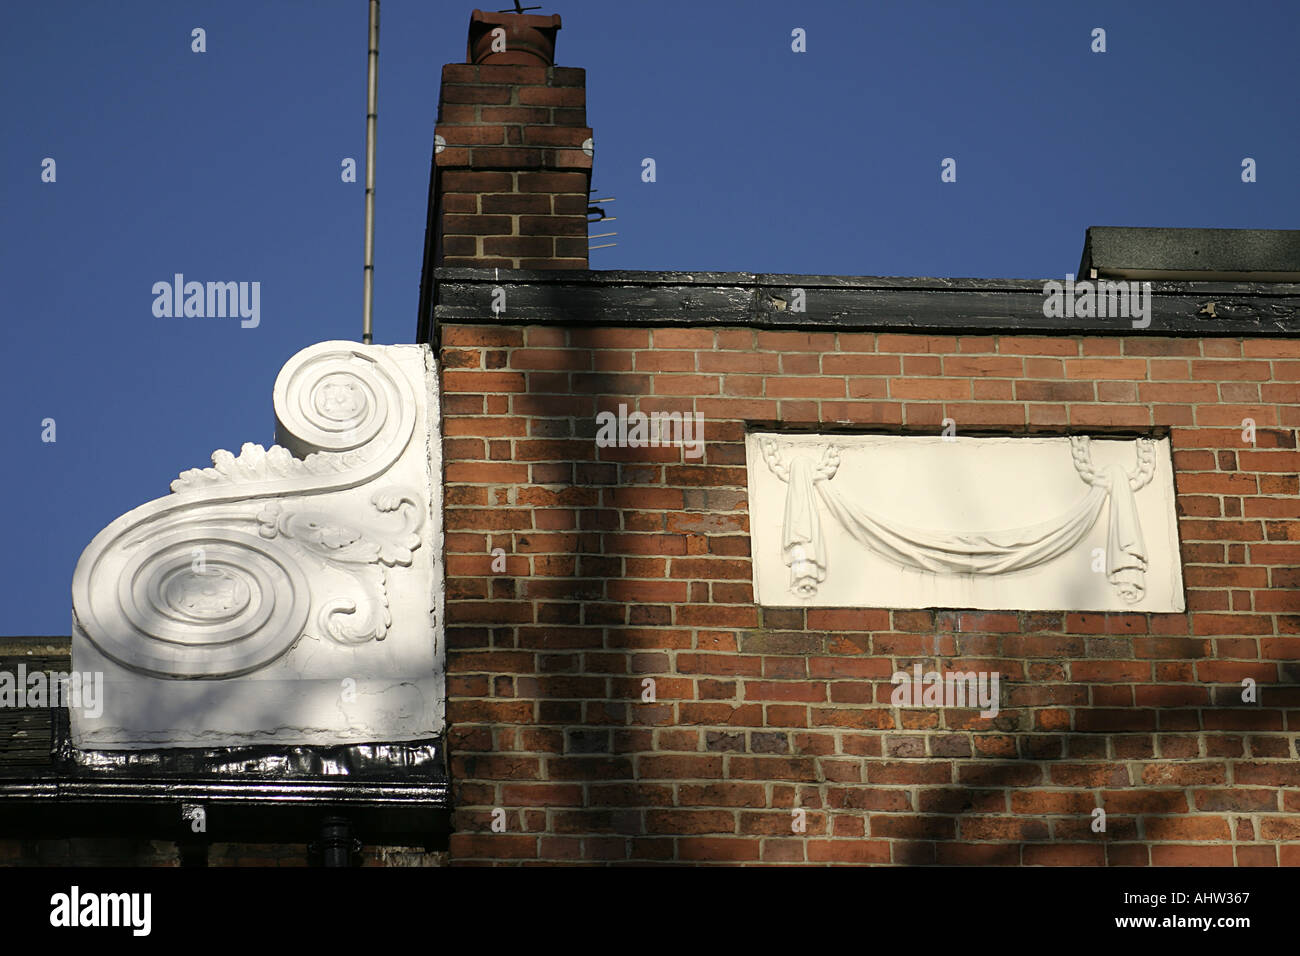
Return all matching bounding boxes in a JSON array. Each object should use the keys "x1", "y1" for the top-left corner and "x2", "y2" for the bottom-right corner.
[{"x1": 419, "y1": 8, "x2": 592, "y2": 322}]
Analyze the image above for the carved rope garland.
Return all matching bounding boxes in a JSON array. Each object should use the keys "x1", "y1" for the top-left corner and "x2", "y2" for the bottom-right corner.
[{"x1": 760, "y1": 436, "x2": 1156, "y2": 603}]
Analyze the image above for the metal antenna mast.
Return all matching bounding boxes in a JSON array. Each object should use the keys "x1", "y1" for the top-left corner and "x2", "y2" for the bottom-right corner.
[{"x1": 362, "y1": 0, "x2": 380, "y2": 344}]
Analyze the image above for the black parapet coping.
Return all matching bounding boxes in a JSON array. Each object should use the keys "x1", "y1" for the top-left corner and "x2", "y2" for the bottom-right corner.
[
  {"x1": 1080, "y1": 227, "x2": 1300, "y2": 282},
  {"x1": 428, "y1": 268, "x2": 1300, "y2": 340}
]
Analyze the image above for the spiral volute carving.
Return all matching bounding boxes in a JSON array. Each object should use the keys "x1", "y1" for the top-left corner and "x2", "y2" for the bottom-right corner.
[{"x1": 72, "y1": 342, "x2": 422, "y2": 679}]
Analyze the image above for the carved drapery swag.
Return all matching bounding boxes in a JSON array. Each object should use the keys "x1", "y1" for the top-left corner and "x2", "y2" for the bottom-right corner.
[{"x1": 760, "y1": 436, "x2": 1156, "y2": 604}]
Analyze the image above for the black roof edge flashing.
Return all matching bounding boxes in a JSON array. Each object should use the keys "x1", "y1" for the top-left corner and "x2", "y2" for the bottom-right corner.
[
  {"x1": 1080, "y1": 227, "x2": 1300, "y2": 283},
  {"x1": 430, "y1": 266, "x2": 1300, "y2": 340}
]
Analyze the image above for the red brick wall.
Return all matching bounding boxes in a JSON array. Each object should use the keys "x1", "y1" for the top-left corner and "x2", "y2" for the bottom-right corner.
[
  {"x1": 434, "y1": 63, "x2": 591, "y2": 269},
  {"x1": 440, "y1": 325, "x2": 1300, "y2": 865}
]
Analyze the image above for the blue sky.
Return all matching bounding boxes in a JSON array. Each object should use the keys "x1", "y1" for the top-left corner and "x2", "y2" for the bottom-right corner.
[{"x1": 2, "y1": 0, "x2": 1297, "y2": 634}]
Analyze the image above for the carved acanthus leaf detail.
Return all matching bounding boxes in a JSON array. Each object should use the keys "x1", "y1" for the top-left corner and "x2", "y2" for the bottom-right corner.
[
  {"x1": 171, "y1": 442, "x2": 369, "y2": 494},
  {"x1": 255, "y1": 490, "x2": 422, "y2": 646}
]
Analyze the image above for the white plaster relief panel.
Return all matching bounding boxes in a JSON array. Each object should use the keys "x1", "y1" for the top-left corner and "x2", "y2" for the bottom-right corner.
[
  {"x1": 70, "y1": 341, "x2": 444, "y2": 749},
  {"x1": 747, "y1": 432, "x2": 1185, "y2": 612}
]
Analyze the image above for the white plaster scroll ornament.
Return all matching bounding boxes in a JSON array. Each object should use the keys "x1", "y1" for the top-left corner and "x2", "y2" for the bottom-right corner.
[
  {"x1": 72, "y1": 343, "x2": 427, "y2": 680},
  {"x1": 760, "y1": 436, "x2": 1155, "y2": 604}
]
